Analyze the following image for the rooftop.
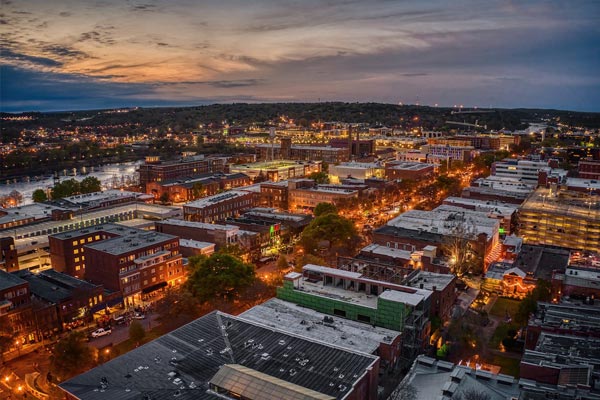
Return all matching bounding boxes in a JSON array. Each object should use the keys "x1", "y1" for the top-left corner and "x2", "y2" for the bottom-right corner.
[
  {"x1": 400, "y1": 355, "x2": 520, "y2": 400},
  {"x1": 0, "y1": 269, "x2": 27, "y2": 291},
  {"x1": 60, "y1": 311, "x2": 378, "y2": 400},
  {"x1": 386, "y1": 161, "x2": 434, "y2": 171},
  {"x1": 442, "y1": 196, "x2": 518, "y2": 216},
  {"x1": 360, "y1": 243, "x2": 413, "y2": 260},
  {"x1": 520, "y1": 187, "x2": 600, "y2": 218},
  {"x1": 406, "y1": 271, "x2": 455, "y2": 292},
  {"x1": 14, "y1": 269, "x2": 100, "y2": 304},
  {"x1": 0, "y1": 202, "x2": 67, "y2": 226},
  {"x1": 179, "y1": 239, "x2": 215, "y2": 250},
  {"x1": 512, "y1": 245, "x2": 570, "y2": 280},
  {"x1": 184, "y1": 190, "x2": 252, "y2": 209},
  {"x1": 240, "y1": 298, "x2": 400, "y2": 355},
  {"x1": 60, "y1": 190, "x2": 141, "y2": 205},
  {"x1": 86, "y1": 230, "x2": 177, "y2": 255},
  {"x1": 157, "y1": 218, "x2": 240, "y2": 231},
  {"x1": 386, "y1": 208, "x2": 499, "y2": 239}
]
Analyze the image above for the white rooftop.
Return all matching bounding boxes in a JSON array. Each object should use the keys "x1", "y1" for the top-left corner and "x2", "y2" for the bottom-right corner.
[
  {"x1": 61, "y1": 189, "x2": 140, "y2": 204},
  {"x1": 178, "y1": 238, "x2": 215, "y2": 250},
  {"x1": 442, "y1": 197, "x2": 518, "y2": 216},
  {"x1": 304, "y1": 264, "x2": 363, "y2": 279},
  {"x1": 379, "y1": 289, "x2": 427, "y2": 306},
  {"x1": 239, "y1": 298, "x2": 400, "y2": 355},
  {"x1": 158, "y1": 219, "x2": 240, "y2": 232},
  {"x1": 566, "y1": 177, "x2": 600, "y2": 190},
  {"x1": 360, "y1": 243, "x2": 412, "y2": 260},
  {"x1": 387, "y1": 208, "x2": 499, "y2": 239}
]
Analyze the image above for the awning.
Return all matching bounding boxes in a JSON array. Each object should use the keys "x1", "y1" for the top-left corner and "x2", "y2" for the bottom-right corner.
[{"x1": 142, "y1": 281, "x2": 168, "y2": 294}]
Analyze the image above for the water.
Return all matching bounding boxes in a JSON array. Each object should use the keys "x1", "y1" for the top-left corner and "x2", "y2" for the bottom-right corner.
[{"x1": 0, "y1": 160, "x2": 142, "y2": 205}]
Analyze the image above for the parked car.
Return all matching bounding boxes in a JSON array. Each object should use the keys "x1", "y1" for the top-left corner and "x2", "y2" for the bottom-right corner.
[
  {"x1": 133, "y1": 313, "x2": 146, "y2": 320},
  {"x1": 91, "y1": 328, "x2": 112, "y2": 338},
  {"x1": 113, "y1": 316, "x2": 126, "y2": 325}
]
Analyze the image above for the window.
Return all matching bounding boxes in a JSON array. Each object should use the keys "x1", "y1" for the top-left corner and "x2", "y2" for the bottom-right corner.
[
  {"x1": 79, "y1": 239, "x2": 85, "y2": 244},
  {"x1": 75, "y1": 265, "x2": 80, "y2": 271},
  {"x1": 357, "y1": 314, "x2": 371, "y2": 323},
  {"x1": 74, "y1": 257, "x2": 80, "y2": 262},
  {"x1": 87, "y1": 237, "x2": 92, "y2": 242},
  {"x1": 95, "y1": 235, "x2": 100, "y2": 240},
  {"x1": 73, "y1": 249, "x2": 79, "y2": 254},
  {"x1": 333, "y1": 309, "x2": 346, "y2": 317}
]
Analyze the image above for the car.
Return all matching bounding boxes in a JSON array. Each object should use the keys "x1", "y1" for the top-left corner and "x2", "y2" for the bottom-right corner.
[
  {"x1": 133, "y1": 313, "x2": 146, "y2": 320},
  {"x1": 113, "y1": 316, "x2": 126, "y2": 325},
  {"x1": 91, "y1": 328, "x2": 112, "y2": 338}
]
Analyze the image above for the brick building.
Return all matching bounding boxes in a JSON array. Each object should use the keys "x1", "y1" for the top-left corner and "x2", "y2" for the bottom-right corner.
[
  {"x1": 138, "y1": 154, "x2": 227, "y2": 189},
  {"x1": 85, "y1": 230, "x2": 184, "y2": 306},
  {"x1": 146, "y1": 172, "x2": 250, "y2": 203},
  {"x1": 578, "y1": 158, "x2": 600, "y2": 180},
  {"x1": 183, "y1": 190, "x2": 255, "y2": 223}
]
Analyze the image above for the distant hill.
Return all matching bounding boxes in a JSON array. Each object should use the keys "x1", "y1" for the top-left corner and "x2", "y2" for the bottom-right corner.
[{"x1": 2, "y1": 103, "x2": 600, "y2": 135}]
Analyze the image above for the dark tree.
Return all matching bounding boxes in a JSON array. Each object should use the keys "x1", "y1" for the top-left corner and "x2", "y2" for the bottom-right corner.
[
  {"x1": 314, "y1": 202, "x2": 337, "y2": 217},
  {"x1": 129, "y1": 320, "x2": 145, "y2": 344},
  {"x1": 50, "y1": 331, "x2": 96, "y2": 381},
  {"x1": 186, "y1": 253, "x2": 255, "y2": 302},
  {"x1": 32, "y1": 189, "x2": 48, "y2": 203},
  {"x1": 51, "y1": 178, "x2": 81, "y2": 199},
  {"x1": 80, "y1": 176, "x2": 102, "y2": 193},
  {"x1": 307, "y1": 171, "x2": 330, "y2": 184},
  {"x1": 299, "y1": 213, "x2": 358, "y2": 256}
]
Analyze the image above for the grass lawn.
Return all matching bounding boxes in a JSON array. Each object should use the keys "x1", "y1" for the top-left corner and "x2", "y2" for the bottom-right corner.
[
  {"x1": 489, "y1": 354, "x2": 521, "y2": 377},
  {"x1": 490, "y1": 297, "x2": 520, "y2": 320}
]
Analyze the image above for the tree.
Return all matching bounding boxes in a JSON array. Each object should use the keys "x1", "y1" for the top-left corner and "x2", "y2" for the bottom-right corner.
[
  {"x1": 0, "y1": 318, "x2": 16, "y2": 363},
  {"x1": 299, "y1": 213, "x2": 358, "y2": 256},
  {"x1": 156, "y1": 287, "x2": 202, "y2": 329},
  {"x1": 129, "y1": 320, "x2": 145, "y2": 344},
  {"x1": 314, "y1": 202, "x2": 337, "y2": 217},
  {"x1": 51, "y1": 178, "x2": 80, "y2": 199},
  {"x1": 276, "y1": 255, "x2": 289, "y2": 271},
  {"x1": 8, "y1": 190, "x2": 23, "y2": 206},
  {"x1": 159, "y1": 192, "x2": 170, "y2": 204},
  {"x1": 307, "y1": 171, "x2": 330, "y2": 184},
  {"x1": 186, "y1": 253, "x2": 255, "y2": 302},
  {"x1": 441, "y1": 219, "x2": 479, "y2": 277},
  {"x1": 50, "y1": 331, "x2": 96, "y2": 381},
  {"x1": 80, "y1": 176, "x2": 102, "y2": 193},
  {"x1": 515, "y1": 279, "x2": 552, "y2": 325},
  {"x1": 191, "y1": 182, "x2": 205, "y2": 199},
  {"x1": 32, "y1": 189, "x2": 48, "y2": 203}
]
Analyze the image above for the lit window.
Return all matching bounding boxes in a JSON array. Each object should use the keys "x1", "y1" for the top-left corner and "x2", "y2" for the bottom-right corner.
[
  {"x1": 72, "y1": 241, "x2": 78, "y2": 246},
  {"x1": 80, "y1": 239, "x2": 85, "y2": 244},
  {"x1": 74, "y1": 249, "x2": 79, "y2": 254}
]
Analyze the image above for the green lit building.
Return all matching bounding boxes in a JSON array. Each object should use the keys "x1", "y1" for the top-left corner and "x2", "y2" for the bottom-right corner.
[{"x1": 277, "y1": 264, "x2": 432, "y2": 358}]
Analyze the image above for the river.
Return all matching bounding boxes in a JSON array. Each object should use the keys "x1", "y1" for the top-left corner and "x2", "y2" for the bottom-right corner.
[{"x1": 0, "y1": 160, "x2": 142, "y2": 205}]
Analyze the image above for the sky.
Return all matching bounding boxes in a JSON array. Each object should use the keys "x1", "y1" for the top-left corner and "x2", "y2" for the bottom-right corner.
[{"x1": 1, "y1": 0, "x2": 599, "y2": 112}]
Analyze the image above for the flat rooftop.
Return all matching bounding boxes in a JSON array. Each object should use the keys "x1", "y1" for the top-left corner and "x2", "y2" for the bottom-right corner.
[
  {"x1": 243, "y1": 208, "x2": 309, "y2": 223},
  {"x1": 157, "y1": 218, "x2": 240, "y2": 231},
  {"x1": 0, "y1": 269, "x2": 27, "y2": 291},
  {"x1": 61, "y1": 190, "x2": 140, "y2": 205},
  {"x1": 86, "y1": 230, "x2": 177, "y2": 255},
  {"x1": 230, "y1": 160, "x2": 312, "y2": 169},
  {"x1": 386, "y1": 208, "x2": 499, "y2": 239},
  {"x1": 240, "y1": 298, "x2": 400, "y2": 355},
  {"x1": 179, "y1": 239, "x2": 215, "y2": 250},
  {"x1": 566, "y1": 177, "x2": 600, "y2": 190},
  {"x1": 0, "y1": 203, "x2": 67, "y2": 225},
  {"x1": 60, "y1": 311, "x2": 378, "y2": 400},
  {"x1": 406, "y1": 271, "x2": 455, "y2": 291},
  {"x1": 14, "y1": 269, "x2": 100, "y2": 304},
  {"x1": 386, "y1": 161, "x2": 433, "y2": 171},
  {"x1": 360, "y1": 243, "x2": 412, "y2": 260},
  {"x1": 184, "y1": 190, "x2": 252, "y2": 209},
  {"x1": 520, "y1": 187, "x2": 600, "y2": 218},
  {"x1": 442, "y1": 196, "x2": 518, "y2": 216}
]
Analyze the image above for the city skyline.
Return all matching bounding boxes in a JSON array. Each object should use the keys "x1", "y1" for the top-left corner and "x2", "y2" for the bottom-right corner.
[{"x1": 1, "y1": 0, "x2": 600, "y2": 112}]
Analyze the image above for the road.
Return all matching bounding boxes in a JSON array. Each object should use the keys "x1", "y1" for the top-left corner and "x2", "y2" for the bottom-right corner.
[{"x1": 88, "y1": 313, "x2": 160, "y2": 349}]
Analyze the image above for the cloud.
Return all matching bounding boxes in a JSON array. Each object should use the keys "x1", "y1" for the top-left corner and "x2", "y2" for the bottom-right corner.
[{"x1": 0, "y1": 48, "x2": 63, "y2": 67}]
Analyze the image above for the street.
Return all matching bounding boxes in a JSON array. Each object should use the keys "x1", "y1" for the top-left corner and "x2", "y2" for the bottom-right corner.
[{"x1": 88, "y1": 312, "x2": 160, "y2": 349}]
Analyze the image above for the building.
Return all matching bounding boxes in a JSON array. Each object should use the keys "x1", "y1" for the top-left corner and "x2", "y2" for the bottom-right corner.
[
  {"x1": 258, "y1": 180, "x2": 291, "y2": 210},
  {"x1": 328, "y1": 162, "x2": 384, "y2": 183},
  {"x1": 578, "y1": 158, "x2": 600, "y2": 180},
  {"x1": 84, "y1": 229, "x2": 184, "y2": 306},
  {"x1": 14, "y1": 269, "x2": 104, "y2": 332},
  {"x1": 421, "y1": 144, "x2": 475, "y2": 162},
  {"x1": 521, "y1": 332, "x2": 600, "y2": 388},
  {"x1": 288, "y1": 182, "x2": 360, "y2": 211},
  {"x1": 491, "y1": 158, "x2": 555, "y2": 184},
  {"x1": 518, "y1": 187, "x2": 600, "y2": 252},
  {"x1": 138, "y1": 154, "x2": 228, "y2": 188},
  {"x1": 404, "y1": 271, "x2": 457, "y2": 322},
  {"x1": 441, "y1": 197, "x2": 518, "y2": 235},
  {"x1": 56, "y1": 190, "x2": 152, "y2": 211},
  {"x1": 353, "y1": 243, "x2": 450, "y2": 274},
  {"x1": 0, "y1": 269, "x2": 34, "y2": 347},
  {"x1": 178, "y1": 239, "x2": 215, "y2": 258},
  {"x1": 240, "y1": 298, "x2": 402, "y2": 370},
  {"x1": 145, "y1": 172, "x2": 251, "y2": 203},
  {"x1": 552, "y1": 257, "x2": 600, "y2": 301},
  {"x1": 384, "y1": 161, "x2": 435, "y2": 181},
  {"x1": 398, "y1": 355, "x2": 520, "y2": 400},
  {"x1": 256, "y1": 141, "x2": 349, "y2": 163},
  {"x1": 463, "y1": 176, "x2": 535, "y2": 205},
  {"x1": 278, "y1": 264, "x2": 431, "y2": 360},
  {"x1": 183, "y1": 190, "x2": 255, "y2": 223},
  {"x1": 229, "y1": 160, "x2": 321, "y2": 182},
  {"x1": 155, "y1": 219, "x2": 260, "y2": 260},
  {"x1": 0, "y1": 236, "x2": 19, "y2": 272},
  {"x1": 374, "y1": 207, "x2": 501, "y2": 269},
  {"x1": 0, "y1": 202, "x2": 71, "y2": 230},
  {"x1": 60, "y1": 310, "x2": 381, "y2": 400}
]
